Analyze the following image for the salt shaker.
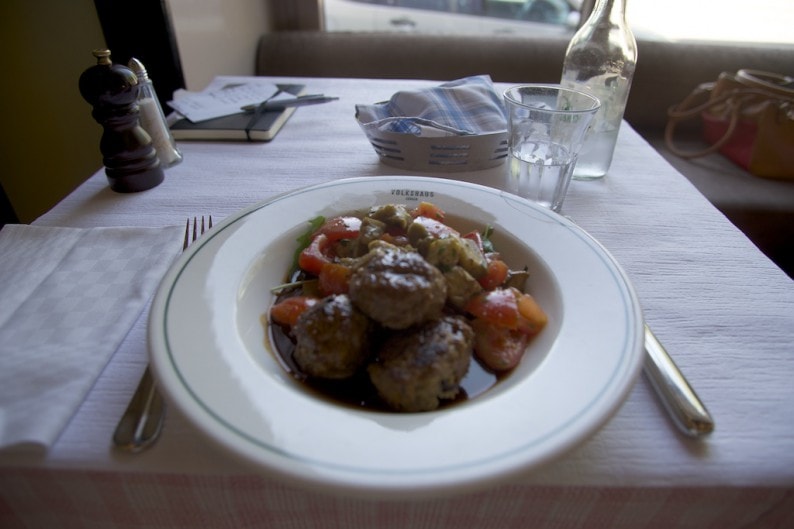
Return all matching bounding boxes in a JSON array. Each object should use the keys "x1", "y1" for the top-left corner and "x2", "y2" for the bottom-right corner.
[
  {"x1": 79, "y1": 49, "x2": 164, "y2": 192},
  {"x1": 561, "y1": 0, "x2": 637, "y2": 179},
  {"x1": 128, "y1": 58, "x2": 183, "y2": 168}
]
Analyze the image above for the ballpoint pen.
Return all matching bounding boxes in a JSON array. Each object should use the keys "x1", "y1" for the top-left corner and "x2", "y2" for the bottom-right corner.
[{"x1": 241, "y1": 95, "x2": 339, "y2": 112}]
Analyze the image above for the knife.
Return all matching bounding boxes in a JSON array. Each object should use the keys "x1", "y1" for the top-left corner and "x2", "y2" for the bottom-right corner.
[
  {"x1": 240, "y1": 95, "x2": 339, "y2": 112},
  {"x1": 643, "y1": 324, "x2": 715, "y2": 437}
]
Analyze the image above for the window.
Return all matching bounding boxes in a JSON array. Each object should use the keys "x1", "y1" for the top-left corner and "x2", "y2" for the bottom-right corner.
[
  {"x1": 323, "y1": 0, "x2": 794, "y2": 45},
  {"x1": 323, "y1": 0, "x2": 579, "y2": 35}
]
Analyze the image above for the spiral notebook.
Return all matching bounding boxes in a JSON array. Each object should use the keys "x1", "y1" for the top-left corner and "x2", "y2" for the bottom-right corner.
[{"x1": 170, "y1": 83, "x2": 306, "y2": 142}]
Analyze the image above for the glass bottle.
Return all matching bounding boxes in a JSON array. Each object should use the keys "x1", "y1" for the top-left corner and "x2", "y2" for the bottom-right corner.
[
  {"x1": 128, "y1": 58, "x2": 183, "y2": 168},
  {"x1": 561, "y1": 0, "x2": 637, "y2": 179}
]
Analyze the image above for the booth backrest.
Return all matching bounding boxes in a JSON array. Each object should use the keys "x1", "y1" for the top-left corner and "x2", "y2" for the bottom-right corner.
[{"x1": 256, "y1": 31, "x2": 794, "y2": 132}]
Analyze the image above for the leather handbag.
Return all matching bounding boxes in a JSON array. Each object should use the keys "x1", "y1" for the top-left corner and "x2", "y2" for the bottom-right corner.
[{"x1": 665, "y1": 69, "x2": 794, "y2": 180}]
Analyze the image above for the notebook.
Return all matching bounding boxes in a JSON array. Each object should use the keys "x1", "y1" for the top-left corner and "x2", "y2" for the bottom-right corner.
[{"x1": 170, "y1": 84, "x2": 306, "y2": 142}]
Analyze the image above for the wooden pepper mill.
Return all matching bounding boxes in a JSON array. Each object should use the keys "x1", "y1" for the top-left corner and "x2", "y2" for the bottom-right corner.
[{"x1": 79, "y1": 49, "x2": 164, "y2": 192}]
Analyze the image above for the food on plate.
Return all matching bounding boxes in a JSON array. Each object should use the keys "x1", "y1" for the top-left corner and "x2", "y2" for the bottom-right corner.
[
  {"x1": 292, "y1": 294, "x2": 373, "y2": 379},
  {"x1": 368, "y1": 315, "x2": 474, "y2": 412},
  {"x1": 268, "y1": 202, "x2": 547, "y2": 412},
  {"x1": 348, "y1": 244, "x2": 447, "y2": 330}
]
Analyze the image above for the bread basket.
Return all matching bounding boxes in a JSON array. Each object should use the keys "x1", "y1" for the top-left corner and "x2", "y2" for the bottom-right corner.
[{"x1": 359, "y1": 126, "x2": 508, "y2": 172}]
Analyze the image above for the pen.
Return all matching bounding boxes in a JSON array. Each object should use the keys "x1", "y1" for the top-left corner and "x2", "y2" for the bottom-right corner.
[{"x1": 241, "y1": 95, "x2": 339, "y2": 112}]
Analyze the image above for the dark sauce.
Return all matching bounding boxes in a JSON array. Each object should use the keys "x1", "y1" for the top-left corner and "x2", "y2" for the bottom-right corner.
[
  {"x1": 268, "y1": 316, "x2": 501, "y2": 412},
  {"x1": 267, "y1": 268, "x2": 506, "y2": 412}
]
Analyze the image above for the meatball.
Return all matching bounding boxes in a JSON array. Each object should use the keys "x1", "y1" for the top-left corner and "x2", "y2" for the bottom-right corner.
[
  {"x1": 367, "y1": 316, "x2": 474, "y2": 412},
  {"x1": 348, "y1": 245, "x2": 447, "y2": 330},
  {"x1": 292, "y1": 294, "x2": 372, "y2": 379}
]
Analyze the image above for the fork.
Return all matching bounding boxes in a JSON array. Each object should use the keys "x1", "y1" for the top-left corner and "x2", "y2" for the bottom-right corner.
[{"x1": 113, "y1": 216, "x2": 212, "y2": 452}]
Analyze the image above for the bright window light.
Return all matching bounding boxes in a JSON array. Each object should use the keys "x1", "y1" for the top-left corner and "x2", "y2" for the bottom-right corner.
[{"x1": 323, "y1": 0, "x2": 794, "y2": 45}]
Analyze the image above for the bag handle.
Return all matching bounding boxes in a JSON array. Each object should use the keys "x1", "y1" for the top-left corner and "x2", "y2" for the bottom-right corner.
[
  {"x1": 664, "y1": 82, "x2": 741, "y2": 159},
  {"x1": 664, "y1": 77, "x2": 792, "y2": 160},
  {"x1": 736, "y1": 69, "x2": 794, "y2": 94}
]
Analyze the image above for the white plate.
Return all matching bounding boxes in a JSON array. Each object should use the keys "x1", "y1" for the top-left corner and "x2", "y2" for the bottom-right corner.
[{"x1": 148, "y1": 176, "x2": 644, "y2": 499}]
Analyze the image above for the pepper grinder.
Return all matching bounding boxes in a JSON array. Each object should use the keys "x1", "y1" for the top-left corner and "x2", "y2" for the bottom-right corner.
[
  {"x1": 79, "y1": 49, "x2": 164, "y2": 192},
  {"x1": 128, "y1": 58, "x2": 182, "y2": 168}
]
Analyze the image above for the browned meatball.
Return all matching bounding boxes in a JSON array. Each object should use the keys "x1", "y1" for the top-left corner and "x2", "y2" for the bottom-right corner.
[
  {"x1": 367, "y1": 316, "x2": 474, "y2": 412},
  {"x1": 292, "y1": 294, "x2": 373, "y2": 379},
  {"x1": 348, "y1": 245, "x2": 447, "y2": 330}
]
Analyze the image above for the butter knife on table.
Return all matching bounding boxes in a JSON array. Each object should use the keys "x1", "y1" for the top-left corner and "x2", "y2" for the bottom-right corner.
[{"x1": 643, "y1": 324, "x2": 714, "y2": 437}]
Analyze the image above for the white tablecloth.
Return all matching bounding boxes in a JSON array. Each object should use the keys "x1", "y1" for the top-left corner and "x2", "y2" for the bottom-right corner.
[{"x1": 1, "y1": 77, "x2": 793, "y2": 529}]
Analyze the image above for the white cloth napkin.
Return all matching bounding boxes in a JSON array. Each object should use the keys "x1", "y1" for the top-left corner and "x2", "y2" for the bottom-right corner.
[
  {"x1": 0, "y1": 224, "x2": 183, "y2": 451},
  {"x1": 355, "y1": 75, "x2": 507, "y2": 137}
]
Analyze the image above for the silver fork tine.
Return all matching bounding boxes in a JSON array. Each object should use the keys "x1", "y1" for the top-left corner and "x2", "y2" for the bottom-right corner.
[
  {"x1": 198, "y1": 215, "x2": 212, "y2": 237},
  {"x1": 183, "y1": 218, "x2": 190, "y2": 250},
  {"x1": 113, "y1": 216, "x2": 210, "y2": 452}
]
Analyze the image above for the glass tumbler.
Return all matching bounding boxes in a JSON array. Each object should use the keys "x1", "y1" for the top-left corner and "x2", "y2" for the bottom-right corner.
[{"x1": 503, "y1": 85, "x2": 600, "y2": 212}]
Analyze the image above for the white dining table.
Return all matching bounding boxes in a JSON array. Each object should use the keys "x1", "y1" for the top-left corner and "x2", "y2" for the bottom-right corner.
[{"x1": 1, "y1": 76, "x2": 793, "y2": 529}]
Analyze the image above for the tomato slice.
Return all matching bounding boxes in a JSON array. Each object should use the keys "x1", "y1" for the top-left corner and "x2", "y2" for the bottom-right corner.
[
  {"x1": 270, "y1": 296, "x2": 318, "y2": 327},
  {"x1": 411, "y1": 201, "x2": 445, "y2": 221},
  {"x1": 464, "y1": 288, "x2": 519, "y2": 329},
  {"x1": 316, "y1": 216, "x2": 362, "y2": 242},
  {"x1": 318, "y1": 262, "x2": 351, "y2": 296},
  {"x1": 465, "y1": 287, "x2": 547, "y2": 335},
  {"x1": 471, "y1": 318, "x2": 530, "y2": 372},
  {"x1": 516, "y1": 292, "x2": 548, "y2": 335},
  {"x1": 298, "y1": 233, "x2": 332, "y2": 275},
  {"x1": 478, "y1": 258, "x2": 509, "y2": 290}
]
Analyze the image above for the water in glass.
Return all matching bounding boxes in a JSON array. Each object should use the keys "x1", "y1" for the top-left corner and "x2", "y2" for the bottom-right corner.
[{"x1": 508, "y1": 140, "x2": 574, "y2": 212}]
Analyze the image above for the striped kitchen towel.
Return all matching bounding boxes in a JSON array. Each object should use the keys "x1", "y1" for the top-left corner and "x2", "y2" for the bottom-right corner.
[{"x1": 355, "y1": 75, "x2": 507, "y2": 137}]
